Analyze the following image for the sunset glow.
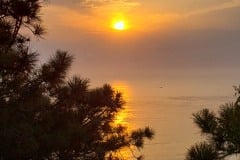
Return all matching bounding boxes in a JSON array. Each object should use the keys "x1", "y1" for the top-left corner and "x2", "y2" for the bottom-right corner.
[
  {"x1": 35, "y1": 0, "x2": 240, "y2": 159},
  {"x1": 112, "y1": 20, "x2": 127, "y2": 31},
  {"x1": 112, "y1": 82, "x2": 131, "y2": 126},
  {"x1": 113, "y1": 21, "x2": 125, "y2": 30}
]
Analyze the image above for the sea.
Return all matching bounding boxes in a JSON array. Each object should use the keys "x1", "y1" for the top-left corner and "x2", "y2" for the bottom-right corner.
[{"x1": 111, "y1": 83, "x2": 238, "y2": 160}]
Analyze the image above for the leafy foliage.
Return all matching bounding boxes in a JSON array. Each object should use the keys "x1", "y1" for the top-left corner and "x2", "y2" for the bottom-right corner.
[{"x1": 0, "y1": 1, "x2": 154, "y2": 159}]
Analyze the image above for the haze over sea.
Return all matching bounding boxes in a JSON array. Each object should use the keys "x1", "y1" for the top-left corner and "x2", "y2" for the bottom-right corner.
[
  {"x1": 34, "y1": 0, "x2": 240, "y2": 159},
  {"x1": 103, "y1": 81, "x2": 236, "y2": 160}
]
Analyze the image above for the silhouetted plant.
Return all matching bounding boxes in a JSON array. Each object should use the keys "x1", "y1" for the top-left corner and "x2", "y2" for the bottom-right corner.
[
  {"x1": 186, "y1": 87, "x2": 240, "y2": 160},
  {"x1": 186, "y1": 142, "x2": 218, "y2": 160},
  {"x1": 0, "y1": 1, "x2": 154, "y2": 159}
]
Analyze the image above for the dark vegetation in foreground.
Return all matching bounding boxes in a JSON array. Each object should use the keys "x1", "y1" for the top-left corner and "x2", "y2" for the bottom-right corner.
[
  {"x1": 0, "y1": 0, "x2": 154, "y2": 159},
  {"x1": 186, "y1": 88, "x2": 240, "y2": 160}
]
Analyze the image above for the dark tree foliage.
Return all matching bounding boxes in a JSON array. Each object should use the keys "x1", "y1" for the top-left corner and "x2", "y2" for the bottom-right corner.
[
  {"x1": 186, "y1": 88, "x2": 240, "y2": 160},
  {"x1": 186, "y1": 142, "x2": 218, "y2": 160},
  {"x1": 0, "y1": 1, "x2": 154, "y2": 159}
]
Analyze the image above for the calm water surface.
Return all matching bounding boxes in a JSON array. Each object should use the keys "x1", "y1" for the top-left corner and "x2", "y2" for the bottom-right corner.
[{"x1": 120, "y1": 93, "x2": 236, "y2": 159}]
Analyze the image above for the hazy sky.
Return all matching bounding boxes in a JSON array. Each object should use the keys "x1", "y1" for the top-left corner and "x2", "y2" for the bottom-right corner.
[{"x1": 34, "y1": 0, "x2": 240, "y2": 96}]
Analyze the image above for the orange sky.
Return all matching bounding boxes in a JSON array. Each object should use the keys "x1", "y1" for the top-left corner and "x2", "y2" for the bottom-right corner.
[
  {"x1": 34, "y1": 0, "x2": 240, "y2": 97},
  {"x1": 43, "y1": 0, "x2": 240, "y2": 31}
]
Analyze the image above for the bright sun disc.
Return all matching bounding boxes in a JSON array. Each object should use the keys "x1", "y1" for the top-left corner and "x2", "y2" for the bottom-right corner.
[{"x1": 113, "y1": 21, "x2": 125, "y2": 30}]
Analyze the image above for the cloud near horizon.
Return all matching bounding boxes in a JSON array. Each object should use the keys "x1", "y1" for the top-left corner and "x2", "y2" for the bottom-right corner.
[
  {"x1": 185, "y1": 0, "x2": 240, "y2": 16},
  {"x1": 50, "y1": 0, "x2": 140, "y2": 10},
  {"x1": 79, "y1": 0, "x2": 140, "y2": 8}
]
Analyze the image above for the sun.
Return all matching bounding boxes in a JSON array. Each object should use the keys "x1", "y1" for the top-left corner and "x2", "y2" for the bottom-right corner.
[{"x1": 112, "y1": 20, "x2": 126, "y2": 31}]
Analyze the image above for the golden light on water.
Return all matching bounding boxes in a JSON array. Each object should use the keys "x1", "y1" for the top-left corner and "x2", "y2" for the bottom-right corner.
[
  {"x1": 112, "y1": 81, "x2": 131, "y2": 101},
  {"x1": 112, "y1": 81, "x2": 132, "y2": 126},
  {"x1": 111, "y1": 81, "x2": 135, "y2": 159},
  {"x1": 115, "y1": 108, "x2": 128, "y2": 125}
]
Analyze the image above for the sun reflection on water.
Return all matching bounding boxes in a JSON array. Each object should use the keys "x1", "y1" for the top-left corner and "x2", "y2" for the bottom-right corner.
[
  {"x1": 111, "y1": 81, "x2": 132, "y2": 128},
  {"x1": 110, "y1": 81, "x2": 143, "y2": 159}
]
